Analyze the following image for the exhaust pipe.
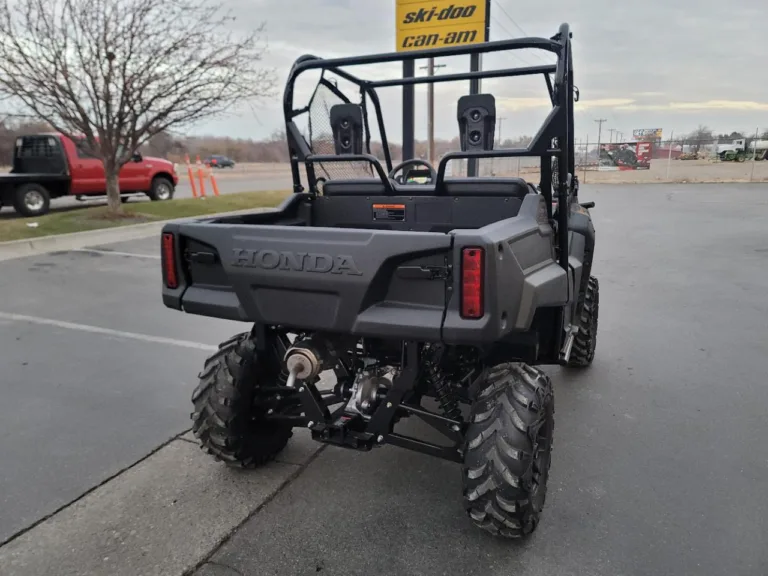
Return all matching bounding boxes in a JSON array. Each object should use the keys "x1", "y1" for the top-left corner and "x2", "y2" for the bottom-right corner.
[{"x1": 284, "y1": 339, "x2": 324, "y2": 388}]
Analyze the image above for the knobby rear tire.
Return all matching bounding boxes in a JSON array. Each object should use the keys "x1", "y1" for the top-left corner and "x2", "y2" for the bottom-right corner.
[
  {"x1": 463, "y1": 363, "x2": 555, "y2": 539},
  {"x1": 567, "y1": 275, "x2": 600, "y2": 367},
  {"x1": 191, "y1": 332, "x2": 292, "y2": 468}
]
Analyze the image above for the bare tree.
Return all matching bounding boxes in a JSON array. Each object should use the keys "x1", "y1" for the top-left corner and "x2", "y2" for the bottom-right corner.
[
  {"x1": 143, "y1": 130, "x2": 184, "y2": 158},
  {"x1": 0, "y1": 0, "x2": 276, "y2": 213},
  {"x1": 686, "y1": 124, "x2": 714, "y2": 152}
]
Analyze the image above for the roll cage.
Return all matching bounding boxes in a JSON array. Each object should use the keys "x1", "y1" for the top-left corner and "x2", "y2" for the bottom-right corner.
[{"x1": 282, "y1": 22, "x2": 577, "y2": 273}]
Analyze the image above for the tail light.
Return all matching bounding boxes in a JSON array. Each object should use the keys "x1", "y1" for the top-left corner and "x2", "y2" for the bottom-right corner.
[
  {"x1": 461, "y1": 247, "x2": 484, "y2": 319},
  {"x1": 162, "y1": 232, "x2": 179, "y2": 289}
]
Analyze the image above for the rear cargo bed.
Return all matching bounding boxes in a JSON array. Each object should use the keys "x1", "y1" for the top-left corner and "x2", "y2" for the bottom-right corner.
[{"x1": 161, "y1": 192, "x2": 569, "y2": 345}]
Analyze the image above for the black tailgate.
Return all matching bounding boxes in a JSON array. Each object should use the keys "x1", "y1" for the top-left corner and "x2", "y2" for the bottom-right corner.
[{"x1": 163, "y1": 223, "x2": 453, "y2": 341}]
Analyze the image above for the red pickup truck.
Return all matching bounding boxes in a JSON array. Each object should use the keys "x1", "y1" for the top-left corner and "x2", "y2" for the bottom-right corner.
[{"x1": 0, "y1": 133, "x2": 179, "y2": 217}]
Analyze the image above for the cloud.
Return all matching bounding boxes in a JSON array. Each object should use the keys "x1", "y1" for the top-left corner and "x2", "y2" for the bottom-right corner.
[
  {"x1": 615, "y1": 100, "x2": 768, "y2": 112},
  {"x1": 672, "y1": 100, "x2": 768, "y2": 111},
  {"x1": 497, "y1": 97, "x2": 768, "y2": 114},
  {"x1": 496, "y1": 97, "x2": 551, "y2": 111},
  {"x1": 498, "y1": 97, "x2": 636, "y2": 111},
  {"x1": 188, "y1": 0, "x2": 768, "y2": 141},
  {"x1": 577, "y1": 98, "x2": 637, "y2": 110}
]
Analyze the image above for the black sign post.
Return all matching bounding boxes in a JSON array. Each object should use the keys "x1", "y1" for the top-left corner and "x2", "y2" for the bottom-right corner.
[
  {"x1": 403, "y1": 60, "x2": 415, "y2": 161},
  {"x1": 398, "y1": 0, "x2": 492, "y2": 166},
  {"x1": 467, "y1": 0, "x2": 491, "y2": 177}
]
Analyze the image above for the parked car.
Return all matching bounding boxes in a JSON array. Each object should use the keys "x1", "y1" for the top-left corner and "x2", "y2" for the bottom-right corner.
[
  {"x1": 0, "y1": 133, "x2": 179, "y2": 217},
  {"x1": 204, "y1": 155, "x2": 235, "y2": 168}
]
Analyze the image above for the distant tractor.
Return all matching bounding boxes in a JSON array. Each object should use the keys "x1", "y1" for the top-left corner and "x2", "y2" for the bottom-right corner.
[{"x1": 718, "y1": 138, "x2": 768, "y2": 162}]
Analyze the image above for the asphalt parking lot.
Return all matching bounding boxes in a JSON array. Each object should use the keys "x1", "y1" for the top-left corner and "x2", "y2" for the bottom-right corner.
[{"x1": 1, "y1": 183, "x2": 767, "y2": 576}]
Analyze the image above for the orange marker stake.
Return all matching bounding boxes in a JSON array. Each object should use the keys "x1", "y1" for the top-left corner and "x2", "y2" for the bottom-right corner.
[
  {"x1": 210, "y1": 167, "x2": 220, "y2": 197},
  {"x1": 185, "y1": 154, "x2": 198, "y2": 198},
  {"x1": 196, "y1": 155, "x2": 206, "y2": 197}
]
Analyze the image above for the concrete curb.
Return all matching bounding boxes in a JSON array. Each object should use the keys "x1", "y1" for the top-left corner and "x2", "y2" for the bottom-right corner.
[{"x1": 0, "y1": 208, "x2": 272, "y2": 262}]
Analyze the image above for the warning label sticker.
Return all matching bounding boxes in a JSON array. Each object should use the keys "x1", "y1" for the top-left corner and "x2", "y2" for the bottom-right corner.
[{"x1": 372, "y1": 203, "x2": 406, "y2": 221}]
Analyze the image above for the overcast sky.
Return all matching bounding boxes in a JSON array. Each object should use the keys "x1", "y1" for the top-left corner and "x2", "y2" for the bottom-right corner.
[{"x1": 194, "y1": 0, "x2": 767, "y2": 143}]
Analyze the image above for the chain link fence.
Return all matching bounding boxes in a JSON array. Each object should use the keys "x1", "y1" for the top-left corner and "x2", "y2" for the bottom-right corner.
[
  {"x1": 572, "y1": 134, "x2": 768, "y2": 184},
  {"x1": 430, "y1": 132, "x2": 768, "y2": 184}
]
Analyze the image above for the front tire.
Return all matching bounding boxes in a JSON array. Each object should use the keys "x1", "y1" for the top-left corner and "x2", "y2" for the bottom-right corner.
[
  {"x1": 147, "y1": 176, "x2": 174, "y2": 202},
  {"x1": 13, "y1": 183, "x2": 51, "y2": 217},
  {"x1": 463, "y1": 363, "x2": 555, "y2": 539},
  {"x1": 567, "y1": 276, "x2": 600, "y2": 367},
  {"x1": 191, "y1": 332, "x2": 292, "y2": 468}
]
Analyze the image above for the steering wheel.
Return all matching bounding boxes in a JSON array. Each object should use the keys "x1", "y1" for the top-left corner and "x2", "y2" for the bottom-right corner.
[{"x1": 388, "y1": 159, "x2": 437, "y2": 184}]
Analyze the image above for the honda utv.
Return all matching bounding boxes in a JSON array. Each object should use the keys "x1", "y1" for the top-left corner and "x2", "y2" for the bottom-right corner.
[{"x1": 160, "y1": 23, "x2": 599, "y2": 538}]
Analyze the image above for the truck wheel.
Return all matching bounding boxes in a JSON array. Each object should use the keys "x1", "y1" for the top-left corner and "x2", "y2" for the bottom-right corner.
[
  {"x1": 191, "y1": 332, "x2": 292, "y2": 468},
  {"x1": 463, "y1": 363, "x2": 554, "y2": 539},
  {"x1": 567, "y1": 276, "x2": 599, "y2": 367},
  {"x1": 13, "y1": 183, "x2": 51, "y2": 217},
  {"x1": 147, "y1": 176, "x2": 174, "y2": 202}
]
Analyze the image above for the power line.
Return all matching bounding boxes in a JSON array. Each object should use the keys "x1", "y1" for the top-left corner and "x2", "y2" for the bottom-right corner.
[
  {"x1": 493, "y1": 1, "x2": 529, "y2": 36},
  {"x1": 489, "y1": 16, "x2": 534, "y2": 66},
  {"x1": 492, "y1": 1, "x2": 550, "y2": 65}
]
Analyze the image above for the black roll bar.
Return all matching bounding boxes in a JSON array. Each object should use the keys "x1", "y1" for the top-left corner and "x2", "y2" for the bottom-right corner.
[
  {"x1": 304, "y1": 154, "x2": 395, "y2": 195},
  {"x1": 367, "y1": 64, "x2": 556, "y2": 89},
  {"x1": 283, "y1": 22, "x2": 575, "y2": 285},
  {"x1": 282, "y1": 36, "x2": 563, "y2": 119},
  {"x1": 434, "y1": 148, "x2": 547, "y2": 190}
]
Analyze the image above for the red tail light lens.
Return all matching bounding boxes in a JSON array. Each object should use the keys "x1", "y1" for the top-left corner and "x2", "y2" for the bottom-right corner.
[
  {"x1": 162, "y1": 233, "x2": 178, "y2": 289},
  {"x1": 461, "y1": 247, "x2": 484, "y2": 319}
]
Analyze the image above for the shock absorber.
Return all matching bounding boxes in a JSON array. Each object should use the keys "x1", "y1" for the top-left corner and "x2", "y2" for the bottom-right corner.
[{"x1": 424, "y1": 345, "x2": 463, "y2": 423}]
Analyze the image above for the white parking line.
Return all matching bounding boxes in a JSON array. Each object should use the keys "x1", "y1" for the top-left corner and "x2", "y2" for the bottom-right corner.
[
  {"x1": 71, "y1": 248, "x2": 161, "y2": 260},
  {"x1": 0, "y1": 311, "x2": 218, "y2": 351}
]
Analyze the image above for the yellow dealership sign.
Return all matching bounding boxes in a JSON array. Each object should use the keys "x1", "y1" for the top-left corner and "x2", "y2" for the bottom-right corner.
[{"x1": 396, "y1": 0, "x2": 489, "y2": 53}]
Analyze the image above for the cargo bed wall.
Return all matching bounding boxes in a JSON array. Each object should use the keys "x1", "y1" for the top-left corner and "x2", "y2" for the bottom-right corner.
[
  {"x1": 164, "y1": 223, "x2": 453, "y2": 340},
  {"x1": 443, "y1": 194, "x2": 569, "y2": 345}
]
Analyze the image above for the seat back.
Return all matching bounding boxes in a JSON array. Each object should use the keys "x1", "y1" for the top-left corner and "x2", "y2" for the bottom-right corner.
[
  {"x1": 322, "y1": 178, "x2": 389, "y2": 196},
  {"x1": 313, "y1": 176, "x2": 538, "y2": 232},
  {"x1": 442, "y1": 177, "x2": 534, "y2": 198},
  {"x1": 322, "y1": 176, "x2": 535, "y2": 199}
]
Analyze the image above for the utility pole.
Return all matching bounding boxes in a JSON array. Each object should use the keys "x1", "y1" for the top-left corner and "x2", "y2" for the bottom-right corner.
[
  {"x1": 607, "y1": 128, "x2": 617, "y2": 143},
  {"x1": 497, "y1": 117, "x2": 507, "y2": 147},
  {"x1": 420, "y1": 58, "x2": 446, "y2": 165},
  {"x1": 595, "y1": 118, "x2": 607, "y2": 161},
  {"x1": 491, "y1": 116, "x2": 507, "y2": 176}
]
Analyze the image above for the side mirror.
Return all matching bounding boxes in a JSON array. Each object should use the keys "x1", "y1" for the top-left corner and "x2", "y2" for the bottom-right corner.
[{"x1": 132, "y1": 152, "x2": 143, "y2": 163}]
